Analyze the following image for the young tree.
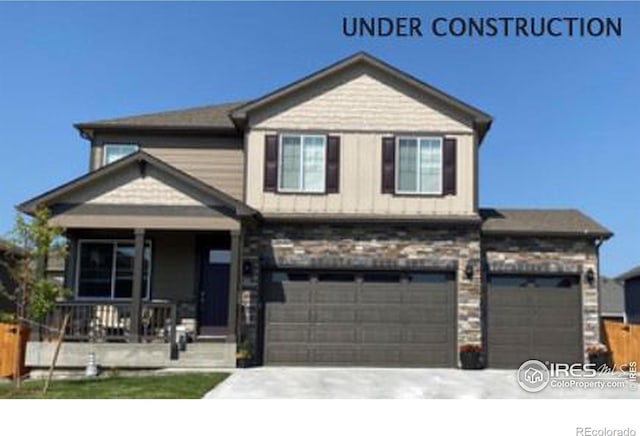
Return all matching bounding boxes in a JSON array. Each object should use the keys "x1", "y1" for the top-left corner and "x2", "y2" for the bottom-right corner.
[{"x1": 0, "y1": 207, "x2": 69, "y2": 389}]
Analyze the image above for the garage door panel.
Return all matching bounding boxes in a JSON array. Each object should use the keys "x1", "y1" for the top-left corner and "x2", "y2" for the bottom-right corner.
[
  {"x1": 266, "y1": 306, "x2": 311, "y2": 323},
  {"x1": 358, "y1": 307, "x2": 403, "y2": 323},
  {"x1": 315, "y1": 285, "x2": 357, "y2": 303},
  {"x1": 359, "y1": 325, "x2": 403, "y2": 343},
  {"x1": 311, "y1": 325, "x2": 357, "y2": 343},
  {"x1": 488, "y1": 328, "x2": 531, "y2": 345},
  {"x1": 533, "y1": 309, "x2": 581, "y2": 325},
  {"x1": 360, "y1": 286, "x2": 402, "y2": 303},
  {"x1": 265, "y1": 346, "x2": 310, "y2": 365},
  {"x1": 489, "y1": 309, "x2": 532, "y2": 326},
  {"x1": 266, "y1": 325, "x2": 310, "y2": 343},
  {"x1": 489, "y1": 289, "x2": 529, "y2": 306},
  {"x1": 264, "y1": 283, "x2": 311, "y2": 303},
  {"x1": 404, "y1": 327, "x2": 453, "y2": 344},
  {"x1": 311, "y1": 345, "x2": 357, "y2": 364},
  {"x1": 404, "y1": 307, "x2": 450, "y2": 324},
  {"x1": 404, "y1": 287, "x2": 451, "y2": 305},
  {"x1": 315, "y1": 307, "x2": 357, "y2": 323},
  {"x1": 358, "y1": 347, "x2": 402, "y2": 365},
  {"x1": 401, "y1": 347, "x2": 452, "y2": 366},
  {"x1": 533, "y1": 329, "x2": 581, "y2": 346}
]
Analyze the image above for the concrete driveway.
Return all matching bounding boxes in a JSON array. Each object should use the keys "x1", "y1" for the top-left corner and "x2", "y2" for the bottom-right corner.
[{"x1": 204, "y1": 367, "x2": 640, "y2": 399}]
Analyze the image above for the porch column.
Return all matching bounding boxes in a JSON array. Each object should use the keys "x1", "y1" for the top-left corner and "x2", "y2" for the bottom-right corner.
[
  {"x1": 130, "y1": 228, "x2": 145, "y2": 343},
  {"x1": 226, "y1": 230, "x2": 240, "y2": 342},
  {"x1": 63, "y1": 232, "x2": 77, "y2": 289}
]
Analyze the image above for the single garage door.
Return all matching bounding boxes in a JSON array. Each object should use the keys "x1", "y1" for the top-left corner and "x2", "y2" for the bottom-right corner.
[
  {"x1": 488, "y1": 274, "x2": 583, "y2": 368},
  {"x1": 263, "y1": 271, "x2": 457, "y2": 367}
]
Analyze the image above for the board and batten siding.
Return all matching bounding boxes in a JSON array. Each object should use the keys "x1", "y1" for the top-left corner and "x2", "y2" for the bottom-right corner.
[
  {"x1": 90, "y1": 133, "x2": 245, "y2": 200},
  {"x1": 245, "y1": 72, "x2": 477, "y2": 216},
  {"x1": 246, "y1": 131, "x2": 475, "y2": 215}
]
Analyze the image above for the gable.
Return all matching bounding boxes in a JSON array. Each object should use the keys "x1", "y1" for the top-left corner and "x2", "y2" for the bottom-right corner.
[
  {"x1": 59, "y1": 165, "x2": 209, "y2": 207},
  {"x1": 18, "y1": 151, "x2": 258, "y2": 230},
  {"x1": 252, "y1": 71, "x2": 473, "y2": 133}
]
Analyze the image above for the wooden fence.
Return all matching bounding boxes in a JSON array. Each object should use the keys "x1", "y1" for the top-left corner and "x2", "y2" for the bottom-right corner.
[
  {"x1": 0, "y1": 323, "x2": 29, "y2": 378},
  {"x1": 603, "y1": 320, "x2": 640, "y2": 369}
]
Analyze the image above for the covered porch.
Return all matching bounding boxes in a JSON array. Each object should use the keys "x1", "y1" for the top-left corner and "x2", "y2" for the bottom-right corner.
[{"x1": 18, "y1": 152, "x2": 257, "y2": 368}]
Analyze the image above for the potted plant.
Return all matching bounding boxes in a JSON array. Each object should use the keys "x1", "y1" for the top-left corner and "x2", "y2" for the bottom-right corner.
[
  {"x1": 587, "y1": 343, "x2": 610, "y2": 370},
  {"x1": 236, "y1": 339, "x2": 253, "y2": 368},
  {"x1": 459, "y1": 344, "x2": 484, "y2": 369}
]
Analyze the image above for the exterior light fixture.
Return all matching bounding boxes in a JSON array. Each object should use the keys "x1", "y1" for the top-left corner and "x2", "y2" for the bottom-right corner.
[
  {"x1": 465, "y1": 261, "x2": 474, "y2": 280},
  {"x1": 585, "y1": 268, "x2": 595, "y2": 286}
]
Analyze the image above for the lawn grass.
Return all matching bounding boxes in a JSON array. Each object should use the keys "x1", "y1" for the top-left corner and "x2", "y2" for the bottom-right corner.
[{"x1": 0, "y1": 372, "x2": 229, "y2": 399}]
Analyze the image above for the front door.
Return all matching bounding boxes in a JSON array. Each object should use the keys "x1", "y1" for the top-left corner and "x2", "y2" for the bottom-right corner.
[{"x1": 199, "y1": 248, "x2": 230, "y2": 336}]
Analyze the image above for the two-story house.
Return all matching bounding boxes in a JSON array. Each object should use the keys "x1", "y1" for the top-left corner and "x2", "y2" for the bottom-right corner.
[{"x1": 19, "y1": 53, "x2": 612, "y2": 370}]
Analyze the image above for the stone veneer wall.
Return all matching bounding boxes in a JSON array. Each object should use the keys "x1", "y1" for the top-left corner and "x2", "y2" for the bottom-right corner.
[
  {"x1": 241, "y1": 222, "x2": 482, "y2": 363},
  {"x1": 482, "y1": 236, "x2": 600, "y2": 359}
]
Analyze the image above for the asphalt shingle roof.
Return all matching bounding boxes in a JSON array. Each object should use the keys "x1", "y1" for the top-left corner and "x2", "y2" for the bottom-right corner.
[
  {"x1": 617, "y1": 266, "x2": 640, "y2": 282},
  {"x1": 74, "y1": 101, "x2": 247, "y2": 131},
  {"x1": 480, "y1": 208, "x2": 612, "y2": 238}
]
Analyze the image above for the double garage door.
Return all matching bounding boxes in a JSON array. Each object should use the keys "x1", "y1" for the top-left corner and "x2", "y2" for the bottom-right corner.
[
  {"x1": 263, "y1": 270, "x2": 583, "y2": 368},
  {"x1": 262, "y1": 271, "x2": 457, "y2": 367}
]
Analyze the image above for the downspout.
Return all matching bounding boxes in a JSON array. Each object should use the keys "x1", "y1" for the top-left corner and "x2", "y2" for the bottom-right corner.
[{"x1": 595, "y1": 237, "x2": 605, "y2": 342}]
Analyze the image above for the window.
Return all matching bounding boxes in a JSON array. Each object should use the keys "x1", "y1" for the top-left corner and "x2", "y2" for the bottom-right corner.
[
  {"x1": 103, "y1": 144, "x2": 139, "y2": 165},
  {"x1": 396, "y1": 137, "x2": 443, "y2": 195},
  {"x1": 278, "y1": 135, "x2": 326, "y2": 193},
  {"x1": 77, "y1": 240, "x2": 151, "y2": 299}
]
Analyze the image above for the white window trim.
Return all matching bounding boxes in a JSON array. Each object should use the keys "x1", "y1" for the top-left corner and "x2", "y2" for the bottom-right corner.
[
  {"x1": 103, "y1": 144, "x2": 139, "y2": 166},
  {"x1": 75, "y1": 239, "x2": 152, "y2": 301},
  {"x1": 277, "y1": 134, "x2": 326, "y2": 193},
  {"x1": 394, "y1": 136, "x2": 443, "y2": 195}
]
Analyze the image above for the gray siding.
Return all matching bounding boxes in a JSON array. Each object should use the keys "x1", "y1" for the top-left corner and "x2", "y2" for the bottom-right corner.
[{"x1": 91, "y1": 132, "x2": 245, "y2": 200}]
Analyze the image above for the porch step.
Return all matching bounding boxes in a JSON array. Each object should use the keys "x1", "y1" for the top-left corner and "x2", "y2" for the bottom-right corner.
[
  {"x1": 195, "y1": 335, "x2": 228, "y2": 343},
  {"x1": 173, "y1": 342, "x2": 236, "y2": 368}
]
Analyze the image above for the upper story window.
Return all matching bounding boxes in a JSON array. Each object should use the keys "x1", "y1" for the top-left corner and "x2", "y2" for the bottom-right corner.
[
  {"x1": 278, "y1": 134, "x2": 326, "y2": 193},
  {"x1": 396, "y1": 137, "x2": 443, "y2": 195},
  {"x1": 103, "y1": 144, "x2": 139, "y2": 165}
]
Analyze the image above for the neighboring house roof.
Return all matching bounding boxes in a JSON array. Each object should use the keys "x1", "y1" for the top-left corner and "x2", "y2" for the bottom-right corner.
[
  {"x1": 74, "y1": 52, "x2": 492, "y2": 142},
  {"x1": 617, "y1": 265, "x2": 640, "y2": 282},
  {"x1": 230, "y1": 52, "x2": 493, "y2": 142},
  {"x1": 0, "y1": 239, "x2": 25, "y2": 257},
  {"x1": 600, "y1": 277, "x2": 625, "y2": 317},
  {"x1": 74, "y1": 101, "x2": 247, "y2": 135},
  {"x1": 17, "y1": 151, "x2": 258, "y2": 218},
  {"x1": 480, "y1": 209, "x2": 613, "y2": 239}
]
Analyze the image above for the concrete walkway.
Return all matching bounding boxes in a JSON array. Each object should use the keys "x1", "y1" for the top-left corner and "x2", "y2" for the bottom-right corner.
[{"x1": 204, "y1": 367, "x2": 640, "y2": 399}]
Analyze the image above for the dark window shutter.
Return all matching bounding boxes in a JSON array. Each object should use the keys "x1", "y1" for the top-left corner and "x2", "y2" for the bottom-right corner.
[
  {"x1": 264, "y1": 134, "x2": 279, "y2": 192},
  {"x1": 442, "y1": 137, "x2": 457, "y2": 196},
  {"x1": 326, "y1": 136, "x2": 340, "y2": 193},
  {"x1": 381, "y1": 137, "x2": 396, "y2": 194}
]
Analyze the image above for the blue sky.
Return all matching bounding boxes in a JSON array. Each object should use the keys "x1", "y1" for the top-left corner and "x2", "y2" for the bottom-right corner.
[{"x1": 0, "y1": 2, "x2": 637, "y2": 276}]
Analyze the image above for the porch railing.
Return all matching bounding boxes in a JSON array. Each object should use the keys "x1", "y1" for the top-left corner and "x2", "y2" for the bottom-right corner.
[{"x1": 38, "y1": 300, "x2": 177, "y2": 345}]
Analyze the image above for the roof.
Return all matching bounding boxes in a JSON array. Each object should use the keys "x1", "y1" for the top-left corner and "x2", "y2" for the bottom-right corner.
[
  {"x1": 600, "y1": 277, "x2": 625, "y2": 317},
  {"x1": 480, "y1": 208, "x2": 613, "y2": 239},
  {"x1": 17, "y1": 151, "x2": 258, "y2": 218},
  {"x1": 617, "y1": 265, "x2": 640, "y2": 282},
  {"x1": 0, "y1": 239, "x2": 25, "y2": 257},
  {"x1": 74, "y1": 52, "x2": 492, "y2": 142},
  {"x1": 231, "y1": 52, "x2": 493, "y2": 142},
  {"x1": 74, "y1": 101, "x2": 247, "y2": 134}
]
